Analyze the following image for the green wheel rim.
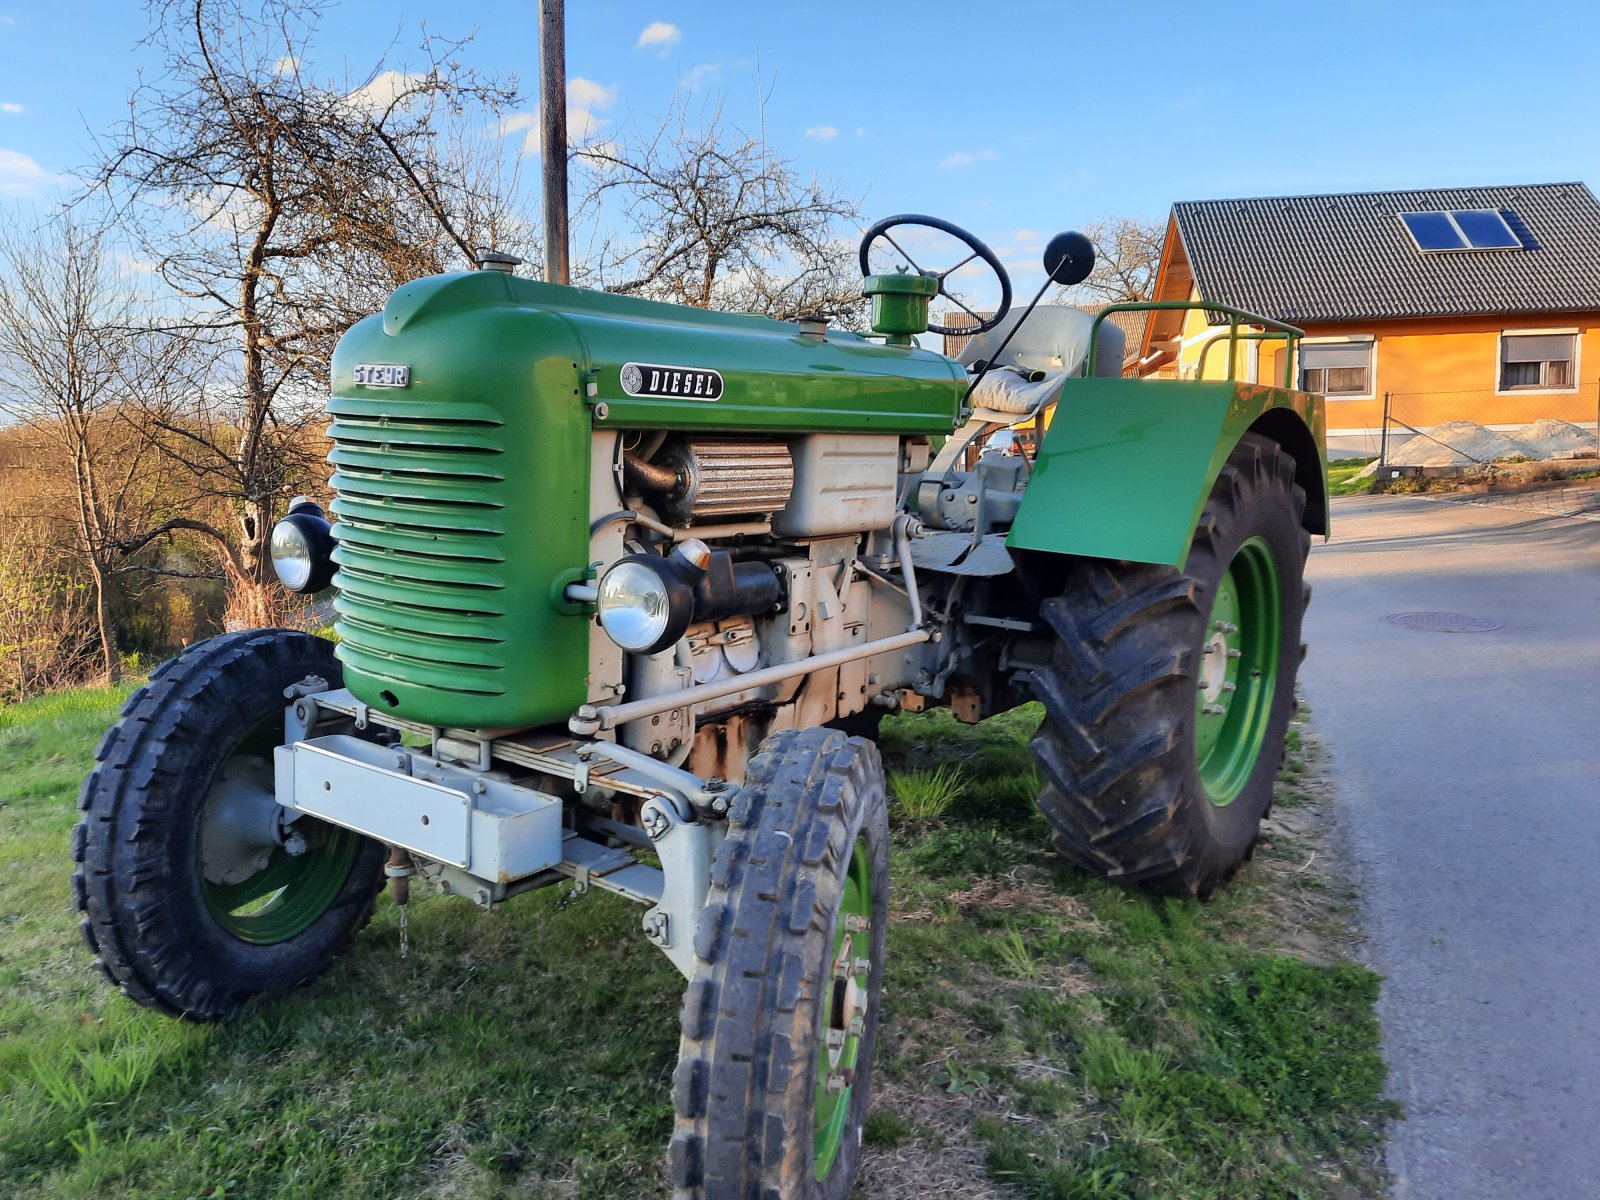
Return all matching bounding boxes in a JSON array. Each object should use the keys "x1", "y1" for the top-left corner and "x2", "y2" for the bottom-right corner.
[
  {"x1": 198, "y1": 719, "x2": 365, "y2": 945},
  {"x1": 814, "y1": 837, "x2": 873, "y2": 1181},
  {"x1": 1193, "y1": 536, "x2": 1282, "y2": 806}
]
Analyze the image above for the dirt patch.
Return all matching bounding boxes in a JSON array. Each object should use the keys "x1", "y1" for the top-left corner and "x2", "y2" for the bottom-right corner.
[
  {"x1": 858, "y1": 1078, "x2": 1021, "y2": 1200},
  {"x1": 1251, "y1": 724, "x2": 1366, "y2": 968}
]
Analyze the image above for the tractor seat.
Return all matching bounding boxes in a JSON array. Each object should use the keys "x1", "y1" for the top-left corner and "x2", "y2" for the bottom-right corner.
[{"x1": 967, "y1": 366, "x2": 1066, "y2": 418}]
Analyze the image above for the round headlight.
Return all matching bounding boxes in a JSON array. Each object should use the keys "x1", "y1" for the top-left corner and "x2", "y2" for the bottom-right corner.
[
  {"x1": 271, "y1": 519, "x2": 315, "y2": 591},
  {"x1": 596, "y1": 560, "x2": 674, "y2": 652},
  {"x1": 270, "y1": 500, "x2": 335, "y2": 594}
]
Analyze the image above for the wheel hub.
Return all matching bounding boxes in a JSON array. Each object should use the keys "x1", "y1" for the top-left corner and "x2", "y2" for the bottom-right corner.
[{"x1": 199, "y1": 755, "x2": 285, "y2": 884}]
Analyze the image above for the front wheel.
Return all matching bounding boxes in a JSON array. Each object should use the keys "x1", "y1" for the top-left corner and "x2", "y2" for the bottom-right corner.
[
  {"x1": 1028, "y1": 433, "x2": 1310, "y2": 897},
  {"x1": 72, "y1": 630, "x2": 384, "y2": 1020},
  {"x1": 670, "y1": 727, "x2": 889, "y2": 1200}
]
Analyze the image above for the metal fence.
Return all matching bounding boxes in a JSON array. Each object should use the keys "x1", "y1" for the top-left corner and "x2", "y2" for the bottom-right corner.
[{"x1": 1378, "y1": 383, "x2": 1600, "y2": 468}]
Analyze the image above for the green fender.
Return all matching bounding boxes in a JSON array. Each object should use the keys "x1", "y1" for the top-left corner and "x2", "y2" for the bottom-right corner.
[{"x1": 1007, "y1": 379, "x2": 1327, "y2": 568}]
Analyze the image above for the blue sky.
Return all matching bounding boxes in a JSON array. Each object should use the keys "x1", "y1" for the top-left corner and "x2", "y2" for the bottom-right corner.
[{"x1": 3, "y1": 0, "x2": 1599, "y2": 299}]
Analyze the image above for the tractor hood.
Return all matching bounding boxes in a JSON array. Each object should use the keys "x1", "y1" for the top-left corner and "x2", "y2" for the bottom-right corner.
[{"x1": 325, "y1": 272, "x2": 964, "y2": 731}]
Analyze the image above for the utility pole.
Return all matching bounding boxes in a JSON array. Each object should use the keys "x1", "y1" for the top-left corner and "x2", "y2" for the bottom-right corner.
[{"x1": 538, "y1": 0, "x2": 569, "y2": 284}]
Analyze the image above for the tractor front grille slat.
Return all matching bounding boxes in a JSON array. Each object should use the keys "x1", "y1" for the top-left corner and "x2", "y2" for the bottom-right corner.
[{"x1": 329, "y1": 405, "x2": 513, "y2": 692}]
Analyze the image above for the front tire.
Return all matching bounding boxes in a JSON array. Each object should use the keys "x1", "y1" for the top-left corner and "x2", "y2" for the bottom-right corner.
[
  {"x1": 72, "y1": 630, "x2": 384, "y2": 1020},
  {"x1": 1028, "y1": 434, "x2": 1309, "y2": 897},
  {"x1": 670, "y1": 727, "x2": 889, "y2": 1200}
]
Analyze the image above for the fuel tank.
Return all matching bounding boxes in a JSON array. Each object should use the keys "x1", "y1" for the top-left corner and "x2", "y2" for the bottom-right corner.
[{"x1": 325, "y1": 271, "x2": 964, "y2": 731}]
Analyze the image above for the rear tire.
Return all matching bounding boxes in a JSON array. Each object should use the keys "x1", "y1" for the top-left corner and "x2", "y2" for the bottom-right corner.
[
  {"x1": 1027, "y1": 434, "x2": 1309, "y2": 897},
  {"x1": 73, "y1": 630, "x2": 384, "y2": 1020},
  {"x1": 670, "y1": 727, "x2": 889, "y2": 1200}
]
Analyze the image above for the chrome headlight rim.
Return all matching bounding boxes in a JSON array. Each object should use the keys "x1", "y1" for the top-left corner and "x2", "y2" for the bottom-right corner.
[{"x1": 595, "y1": 553, "x2": 701, "y2": 655}]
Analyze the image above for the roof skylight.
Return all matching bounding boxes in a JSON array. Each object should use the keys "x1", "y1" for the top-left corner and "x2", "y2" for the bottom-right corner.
[{"x1": 1400, "y1": 209, "x2": 1523, "y2": 252}]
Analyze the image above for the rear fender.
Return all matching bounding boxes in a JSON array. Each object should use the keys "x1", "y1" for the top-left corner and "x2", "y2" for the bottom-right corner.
[{"x1": 1006, "y1": 378, "x2": 1326, "y2": 569}]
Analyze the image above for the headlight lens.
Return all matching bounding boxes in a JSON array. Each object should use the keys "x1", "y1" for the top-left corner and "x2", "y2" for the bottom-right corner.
[
  {"x1": 270, "y1": 502, "x2": 335, "y2": 594},
  {"x1": 596, "y1": 560, "x2": 673, "y2": 652},
  {"x1": 270, "y1": 518, "x2": 315, "y2": 591}
]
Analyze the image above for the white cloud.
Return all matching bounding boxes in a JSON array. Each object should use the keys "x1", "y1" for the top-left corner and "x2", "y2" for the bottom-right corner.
[
  {"x1": 344, "y1": 70, "x2": 429, "y2": 116},
  {"x1": 568, "y1": 78, "x2": 617, "y2": 111},
  {"x1": 113, "y1": 250, "x2": 157, "y2": 276},
  {"x1": 0, "y1": 146, "x2": 53, "y2": 194},
  {"x1": 682, "y1": 62, "x2": 721, "y2": 89},
  {"x1": 0, "y1": 103, "x2": 22, "y2": 115},
  {"x1": 499, "y1": 78, "x2": 618, "y2": 156},
  {"x1": 939, "y1": 149, "x2": 997, "y2": 169},
  {"x1": 273, "y1": 55, "x2": 300, "y2": 77},
  {"x1": 636, "y1": 21, "x2": 681, "y2": 54},
  {"x1": 804, "y1": 125, "x2": 838, "y2": 143},
  {"x1": 856, "y1": 127, "x2": 865, "y2": 137}
]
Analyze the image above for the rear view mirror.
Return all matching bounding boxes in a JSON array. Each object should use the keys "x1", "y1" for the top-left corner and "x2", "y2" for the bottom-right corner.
[{"x1": 1044, "y1": 231, "x2": 1095, "y2": 286}]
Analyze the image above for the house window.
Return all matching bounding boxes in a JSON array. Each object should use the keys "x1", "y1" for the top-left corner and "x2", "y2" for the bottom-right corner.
[
  {"x1": 1500, "y1": 332, "x2": 1575, "y2": 391},
  {"x1": 1301, "y1": 341, "x2": 1373, "y2": 396}
]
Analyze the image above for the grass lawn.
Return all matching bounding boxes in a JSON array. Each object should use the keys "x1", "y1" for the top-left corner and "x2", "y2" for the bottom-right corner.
[
  {"x1": 0, "y1": 687, "x2": 1392, "y2": 1199},
  {"x1": 1328, "y1": 458, "x2": 1378, "y2": 498}
]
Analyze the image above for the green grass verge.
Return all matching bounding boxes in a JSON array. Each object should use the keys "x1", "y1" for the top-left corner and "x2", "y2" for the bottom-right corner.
[
  {"x1": 1328, "y1": 457, "x2": 1378, "y2": 497},
  {"x1": 0, "y1": 690, "x2": 1390, "y2": 1199}
]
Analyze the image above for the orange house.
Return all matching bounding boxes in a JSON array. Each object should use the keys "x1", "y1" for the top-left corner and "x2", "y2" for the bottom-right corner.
[{"x1": 1138, "y1": 183, "x2": 1600, "y2": 455}]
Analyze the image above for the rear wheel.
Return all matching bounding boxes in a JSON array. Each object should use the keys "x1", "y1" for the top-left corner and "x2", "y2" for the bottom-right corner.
[
  {"x1": 1028, "y1": 434, "x2": 1309, "y2": 896},
  {"x1": 73, "y1": 630, "x2": 384, "y2": 1020},
  {"x1": 670, "y1": 727, "x2": 889, "y2": 1199}
]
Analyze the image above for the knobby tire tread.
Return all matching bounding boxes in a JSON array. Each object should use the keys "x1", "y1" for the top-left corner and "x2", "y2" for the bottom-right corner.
[
  {"x1": 670, "y1": 727, "x2": 888, "y2": 1200},
  {"x1": 72, "y1": 630, "x2": 382, "y2": 1021},
  {"x1": 1028, "y1": 434, "x2": 1310, "y2": 897}
]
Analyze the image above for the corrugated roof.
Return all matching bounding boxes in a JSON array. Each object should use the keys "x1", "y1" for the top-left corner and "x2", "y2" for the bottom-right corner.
[{"x1": 1173, "y1": 182, "x2": 1600, "y2": 323}]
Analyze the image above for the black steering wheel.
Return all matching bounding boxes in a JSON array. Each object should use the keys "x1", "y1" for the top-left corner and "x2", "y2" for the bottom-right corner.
[{"x1": 858, "y1": 213, "x2": 1013, "y2": 336}]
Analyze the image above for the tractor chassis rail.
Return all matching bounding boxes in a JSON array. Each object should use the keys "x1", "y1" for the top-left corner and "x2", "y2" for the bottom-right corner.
[{"x1": 277, "y1": 685, "x2": 723, "y2": 976}]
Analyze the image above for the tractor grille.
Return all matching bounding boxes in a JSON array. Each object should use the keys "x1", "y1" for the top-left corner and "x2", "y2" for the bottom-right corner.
[{"x1": 327, "y1": 398, "x2": 510, "y2": 697}]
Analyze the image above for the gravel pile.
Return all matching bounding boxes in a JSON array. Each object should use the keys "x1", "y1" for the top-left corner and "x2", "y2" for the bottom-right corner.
[{"x1": 1377, "y1": 419, "x2": 1596, "y2": 467}]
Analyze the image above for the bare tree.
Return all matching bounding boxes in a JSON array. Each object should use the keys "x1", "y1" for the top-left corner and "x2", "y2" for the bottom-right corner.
[
  {"x1": 89, "y1": 0, "x2": 523, "y2": 626},
  {"x1": 576, "y1": 96, "x2": 864, "y2": 323},
  {"x1": 0, "y1": 519, "x2": 98, "y2": 702},
  {"x1": 0, "y1": 213, "x2": 184, "y2": 681},
  {"x1": 1059, "y1": 216, "x2": 1166, "y2": 306}
]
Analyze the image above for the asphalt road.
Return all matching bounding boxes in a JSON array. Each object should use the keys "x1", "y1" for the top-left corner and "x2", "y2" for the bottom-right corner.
[{"x1": 1302, "y1": 492, "x2": 1600, "y2": 1200}]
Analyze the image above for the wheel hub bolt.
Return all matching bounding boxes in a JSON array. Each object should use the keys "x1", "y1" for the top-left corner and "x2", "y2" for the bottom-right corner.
[
  {"x1": 1202, "y1": 703, "x2": 1227, "y2": 716},
  {"x1": 826, "y1": 1028, "x2": 846, "y2": 1050},
  {"x1": 848, "y1": 1014, "x2": 865, "y2": 1037},
  {"x1": 852, "y1": 957, "x2": 872, "y2": 975},
  {"x1": 844, "y1": 914, "x2": 870, "y2": 933},
  {"x1": 827, "y1": 1072, "x2": 847, "y2": 1094}
]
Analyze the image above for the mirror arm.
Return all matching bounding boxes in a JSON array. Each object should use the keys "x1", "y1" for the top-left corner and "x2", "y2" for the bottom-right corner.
[{"x1": 960, "y1": 274, "x2": 1056, "y2": 405}]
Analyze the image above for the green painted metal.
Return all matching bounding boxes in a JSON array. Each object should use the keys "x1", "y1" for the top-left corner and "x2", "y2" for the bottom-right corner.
[
  {"x1": 1087, "y1": 300, "x2": 1306, "y2": 385},
  {"x1": 1007, "y1": 378, "x2": 1326, "y2": 567},
  {"x1": 200, "y1": 828, "x2": 365, "y2": 943},
  {"x1": 435, "y1": 272, "x2": 964, "y2": 434},
  {"x1": 1194, "y1": 537, "x2": 1282, "y2": 805},
  {"x1": 863, "y1": 271, "x2": 938, "y2": 345},
  {"x1": 1195, "y1": 330, "x2": 1300, "y2": 385},
  {"x1": 326, "y1": 270, "x2": 962, "y2": 728},
  {"x1": 814, "y1": 837, "x2": 872, "y2": 1181},
  {"x1": 328, "y1": 275, "x2": 592, "y2": 729}
]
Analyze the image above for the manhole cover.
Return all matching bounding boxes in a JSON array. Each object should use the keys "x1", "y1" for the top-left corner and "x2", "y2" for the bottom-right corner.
[{"x1": 1381, "y1": 611, "x2": 1504, "y2": 633}]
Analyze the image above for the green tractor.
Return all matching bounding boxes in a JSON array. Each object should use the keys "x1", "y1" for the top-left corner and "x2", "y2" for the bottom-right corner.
[{"x1": 74, "y1": 215, "x2": 1324, "y2": 1198}]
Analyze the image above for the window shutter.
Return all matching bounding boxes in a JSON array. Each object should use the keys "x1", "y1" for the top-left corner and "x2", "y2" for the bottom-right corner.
[
  {"x1": 1302, "y1": 343, "x2": 1370, "y2": 370},
  {"x1": 1502, "y1": 334, "x2": 1573, "y2": 363}
]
